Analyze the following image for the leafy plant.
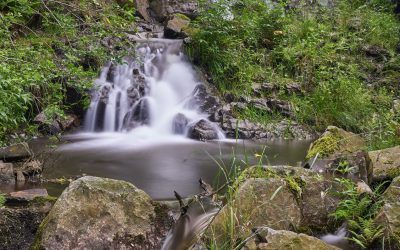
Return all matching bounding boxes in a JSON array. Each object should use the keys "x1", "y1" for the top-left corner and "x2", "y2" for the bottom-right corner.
[{"x1": 331, "y1": 178, "x2": 388, "y2": 248}]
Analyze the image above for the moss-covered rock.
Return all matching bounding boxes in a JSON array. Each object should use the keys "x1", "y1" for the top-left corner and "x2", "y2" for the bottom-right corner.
[
  {"x1": 375, "y1": 176, "x2": 400, "y2": 249},
  {"x1": 164, "y1": 13, "x2": 191, "y2": 38},
  {"x1": 206, "y1": 166, "x2": 343, "y2": 247},
  {"x1": 33, "y1": 176, "x2": 170, "y2": 249},
  {"x1": 306, "y1": 126, "x2": 365, "y2": 160},
  {"x1": 368, "y1": 145, "x2": 400, "y2": 181}
]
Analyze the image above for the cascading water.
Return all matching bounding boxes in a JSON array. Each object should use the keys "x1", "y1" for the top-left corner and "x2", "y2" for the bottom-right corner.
[{"x1": 84, "y1": 39, "x2": 224, "y2": 140}]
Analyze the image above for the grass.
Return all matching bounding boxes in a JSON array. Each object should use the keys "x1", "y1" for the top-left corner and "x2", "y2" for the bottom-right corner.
[{"x1": 187, "y1": 0, "x2": 400, "y2": 149}]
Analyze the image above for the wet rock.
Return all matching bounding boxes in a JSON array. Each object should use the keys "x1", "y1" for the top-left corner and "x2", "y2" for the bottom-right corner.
[
  {"x1": 9, "y1": 189, "x2": 48, "y2": 201},
  {"x1": 306, "y1": 126, "x2": 365, "y2": 160},
  {"x1": 164, "y1": 14, "x2": 190, "y2": 39},
  {"x1": 247, "y1": 227, "x2": 340, "y2": 250},
  {"x1": 0, "y1": 142, "x2": 31, "y2": 161},
  {"x1": 188, "y1": 119, "x2": 219, "y2": 141},
  {"x1": 34, "y1": 176, "x2": 170, "y2": 249},
  {"x1": 368, "y1": 145, "x2": 400, "y2": 181},
  {"x1": 375, "y1": 176, "x2": 400, "y2": 249},
  {"x1": 106, "y1": 63, "x2": 117, "y2": 82},
  {"x1": 0, "y1": 161, "x2": 15, "y2": 184},
  {"x1": 285, "y1": 83, "x2": 303, "y2": 95},
  {"x1": 188, "y1": 84, "x2": 222, "y2": 117},
  {"x1": 127, "y1": 86, "x2": 141, "y2": 105},
  {"x1": 172, "y1": 113, "x2": 189, "y2": 134},
  {"x1": 0, "y1": 198, "x2": 54, "y2": 250}
]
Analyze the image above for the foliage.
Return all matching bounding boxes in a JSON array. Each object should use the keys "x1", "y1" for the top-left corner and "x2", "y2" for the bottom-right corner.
[
  {"x1": 188, "y1": 0, "x2": 400, "y2": 149},
  {"x1": 0, "y1": 0, "x2": 136, "y2": 145},
  {"x1": 332, "y1": 178, "x2": 387, "y2": 248},
  {"x1": 0, "y1": 193, "x2": 5, "y2": 207}
]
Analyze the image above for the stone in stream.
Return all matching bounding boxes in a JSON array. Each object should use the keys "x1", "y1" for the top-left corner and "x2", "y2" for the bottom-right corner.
[
  {"x1": 172, "y1": 113, "x2": 189, "y2": 134},
  {"x1": 188, "y1": 119, "x2": 219, "y2": 141},
  {"x1": 33, "y1": 176, "x2": 171, "y2": 250}
]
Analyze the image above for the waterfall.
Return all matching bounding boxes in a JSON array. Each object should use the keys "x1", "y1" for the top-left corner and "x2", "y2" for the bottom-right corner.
[{"x1": 83, "y1": 40, "x2": 224, "y2": 140}]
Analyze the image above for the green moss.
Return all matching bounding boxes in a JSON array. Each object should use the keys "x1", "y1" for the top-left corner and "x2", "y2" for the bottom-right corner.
[
  {"x1": 387, "y1": 167, "x2": 400, "y2": 179},
  {"x1": 306, "y1": 130, "x2": 343, "y2": 160},
  {"x1": 174, "y1": 13, "x2": 191, "y2": 21},
  {"x1": 31, "y1": 215, "x2": 50, "y2": 250},
  {"x1": 284, "y1": 176, "x2": 305, "y2": 199},
  {"x1": 30, "y1": 196, "x2": 58, "y2": 207}
]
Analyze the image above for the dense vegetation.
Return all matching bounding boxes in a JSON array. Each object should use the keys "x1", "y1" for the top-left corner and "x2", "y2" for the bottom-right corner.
[
  {"x1": 187, "y1": 0, "x2": 400, "y2": 149},
  {"x1": 0, "y1": 0, "x2": 136, "y2": 145}
]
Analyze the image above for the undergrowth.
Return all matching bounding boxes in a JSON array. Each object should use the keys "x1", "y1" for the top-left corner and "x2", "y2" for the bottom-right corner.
[
  {"x1": 0, "y1": 0, "x2": 136, "y2": 145},
  {"x1": 187, "y1": 0, "x2": 400, "y2": 150}
]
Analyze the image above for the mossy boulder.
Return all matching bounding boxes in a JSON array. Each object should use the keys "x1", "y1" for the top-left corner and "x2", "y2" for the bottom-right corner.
[
  {"x1": 368, "y1": 145, "x2": 400, "y2": 181},
  {"x1": 375, "y1": 176, "x2": 400, "y2": 248},
  {"x1": 245, "y1": 227, "x2": 340, "y2": 250},
  {"x1": 206, "y1": 166, "x2": 342, "y2": 247},
  {"x1": 164, "y1": 13, "x2": 191, "y2": 38},
  {"x1": 33, "y1": 176, "x2": 170, "y2": 249},
  {"x1": 306, "y1": 126, "x2": 365, "y2": 160}
]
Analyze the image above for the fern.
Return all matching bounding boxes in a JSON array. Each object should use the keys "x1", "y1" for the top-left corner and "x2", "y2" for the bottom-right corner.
[{"x1": 348, "y1": 218, "x2": 384, "y2": 249}]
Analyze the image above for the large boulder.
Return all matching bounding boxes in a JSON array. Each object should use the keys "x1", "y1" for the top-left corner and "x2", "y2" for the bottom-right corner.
[
  {"x1": 306, "y1": 151, "x2": 372, "y2": 184},
  {"x1": 245, "y1": 227, "x2": 340, "y2": 250},
  {"x1": 306, "y1": 126, "x2": 365, "y2": 160},
  {"x1": 368, "y1": 145, "x2": 400, "y2": 181},
  {"x1": 206, "y1": 166, "x2": 342, "y2": 246},
  {"x1": 375, "y1": 176, "x2": 400, "y2": 249},
  {"x1": 33, "y1": 176, "x2": 171, "y2": 249},
  {"x1": 304, "y1": 126, "x2": 370, "y2": 183}
]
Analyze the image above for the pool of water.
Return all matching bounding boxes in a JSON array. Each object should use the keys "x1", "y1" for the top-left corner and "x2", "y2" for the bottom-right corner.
[{"x1": 39, "y1": 134, "x2": 311, "y2": 200}]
